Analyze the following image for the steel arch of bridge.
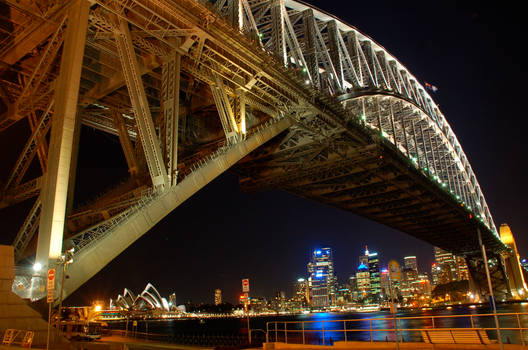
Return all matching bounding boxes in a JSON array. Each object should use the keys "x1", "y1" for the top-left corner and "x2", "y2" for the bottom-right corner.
[{"x1": 0, "y1": 0, "x2": 505, "y2": 301}]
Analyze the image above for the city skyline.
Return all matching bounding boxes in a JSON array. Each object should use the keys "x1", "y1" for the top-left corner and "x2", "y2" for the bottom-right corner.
[{"x1": 99, "y1": 244, "x2": 482, "y2": 306}]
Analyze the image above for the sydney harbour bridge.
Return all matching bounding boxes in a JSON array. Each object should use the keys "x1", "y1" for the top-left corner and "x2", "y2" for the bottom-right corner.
[{"x1": 0, "y1": 0, "x2": 516, "y2": 307}]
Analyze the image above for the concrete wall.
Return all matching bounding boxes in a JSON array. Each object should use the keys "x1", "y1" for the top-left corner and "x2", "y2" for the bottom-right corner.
[{"x1": 0, "y1": 245, "x2": 68, "y2": 347}]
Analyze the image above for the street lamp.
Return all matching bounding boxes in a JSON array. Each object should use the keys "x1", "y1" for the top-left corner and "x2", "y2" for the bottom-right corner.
[{"x1": 56, "y1": 248, "x2": 74, "y2": 327}]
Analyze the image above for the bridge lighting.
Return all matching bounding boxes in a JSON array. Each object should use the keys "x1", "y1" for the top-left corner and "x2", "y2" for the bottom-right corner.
[
  {"x1": 360, "y1": 114, "x2": 366, "y2": 122},
  {"x1": 381, "y1": 131, "x2": 389, "y2": 138},
  {"x1": 305, "y1": 79, "x2": 310, "y2": 85},
  {"x1": 302, "y1": 67, "x2": 307, "y2": 73}
]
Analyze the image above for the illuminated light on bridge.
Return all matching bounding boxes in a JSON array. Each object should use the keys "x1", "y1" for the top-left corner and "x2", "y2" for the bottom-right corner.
[{"x1": 0, "y1": 0, "x2": 515, "y2": 304}]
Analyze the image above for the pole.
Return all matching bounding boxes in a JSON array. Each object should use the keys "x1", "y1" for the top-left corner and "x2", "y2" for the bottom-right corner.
[
  {"x1": 246, "y1": 301, "x2": 251, "y2": 344},
  {"x1": 389, "y1": 276, "x2": 399, "y2": 350},
  {"x1": 478, "y1": 228, "x2": 504, "y2": 350},
  {"x1": 247, "y1": 312, "x2": 251, "y2": 344},
  {"x1": 56, "y1": 260, "x2": 65, "y2": 339},
  {"x1": 46, "y1": 303, "x2": 51, "y2": 350}
]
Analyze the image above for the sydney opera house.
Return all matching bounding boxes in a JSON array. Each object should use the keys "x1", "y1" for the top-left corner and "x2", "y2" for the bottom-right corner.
[{"x1": 111, "y1": 283, "x2": 176, "y2": 312}]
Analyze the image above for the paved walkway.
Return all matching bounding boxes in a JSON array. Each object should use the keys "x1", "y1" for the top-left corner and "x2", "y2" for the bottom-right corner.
[{"x1": 4, "y1": 337, "x2": 527, "y2": 350}]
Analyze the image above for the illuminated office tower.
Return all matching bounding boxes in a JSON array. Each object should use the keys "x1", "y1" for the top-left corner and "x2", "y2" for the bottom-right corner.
[
  {"x1": 368, "y1": 251, "x2": 381, "y2": 301},
  {"x1": 500, "y1": 223, "x2": 527, "y2": 299},
  {"x1": 293, "y1": 278, "x2": 309, "y2": 305},
  {"x1": 456, "y1": 256, "x2": 469, "y2": 281},
  {"x1": 307, "y1": 248, "x2": 336, "y2": 307},
  {"x1": 404, "y1": 256, "x2": 418, "y2": 272},
  {"x1": 401, "y1": 267, "x2": 418, "y2": 298},
  {"x1": 434, "y1": 247, "x2": 459, "y2": 283},
  {"x1": 214, "y1": 289, "x2": 222, "y2": 305},
  {"x1": 431, "y1": 262, "x2": 441, "y2": 286},
  {"x1": 356, "y1": 263, "x2": 370, "y2": 300},
  {"x1": 380, "y1": 268, "x2": 390, "y2": 299}
]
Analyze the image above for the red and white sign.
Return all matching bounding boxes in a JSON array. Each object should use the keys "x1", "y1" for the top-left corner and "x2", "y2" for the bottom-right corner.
[
  {"x1": 47, "y1": 268, "x2": 56, "y2": 303},
  {"x1": 242, "y1": 278, "x2": 249, "y2": 293}
]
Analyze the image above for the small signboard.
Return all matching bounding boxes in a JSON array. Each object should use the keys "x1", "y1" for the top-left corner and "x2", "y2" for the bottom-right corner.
[
  {"x1": 242, "y1": 278, "x2": 249, "y2": 293},
  {"x1": 47, "y1": 269, "x2": 55, "y2": 303},
  {"x1": 388, "y1": 260, "x2": 401, "y2": 281}
]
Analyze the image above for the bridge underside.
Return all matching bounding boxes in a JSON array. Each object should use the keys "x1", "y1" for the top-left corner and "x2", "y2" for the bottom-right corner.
[{"x1": 234, "y1": 110, "x2": 502, "y2": 257}]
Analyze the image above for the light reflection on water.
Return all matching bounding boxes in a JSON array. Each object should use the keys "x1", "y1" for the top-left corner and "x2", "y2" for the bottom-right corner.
[{"x1": 110, "y1": 303, "x2": 528, "y2": 345}]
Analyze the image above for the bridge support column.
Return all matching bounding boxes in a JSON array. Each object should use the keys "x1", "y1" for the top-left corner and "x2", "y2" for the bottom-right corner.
[
  {"x1": 466, "y1": 255, "x2": 511, "y2": 302},
  {"x1": 36, "y1": 0, "x2": 89, "y2": 269},
  {"x1": 162, "y1": 50, "x2": 181, "y2": 186}
]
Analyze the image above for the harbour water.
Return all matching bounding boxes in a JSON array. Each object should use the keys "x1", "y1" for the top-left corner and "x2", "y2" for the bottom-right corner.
[{"x1": 108, "y1": 303, "x2": 528, "y2": 345}]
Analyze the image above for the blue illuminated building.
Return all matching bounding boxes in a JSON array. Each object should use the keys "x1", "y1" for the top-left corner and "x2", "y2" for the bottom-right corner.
[{"x1": 307, "y1": 247, "x2": 336, "y2": 308}]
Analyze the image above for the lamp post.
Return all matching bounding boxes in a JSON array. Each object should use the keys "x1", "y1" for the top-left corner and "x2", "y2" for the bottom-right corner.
[{"x1": 56, "y1": 248, "x2": 74, "y2": 328}]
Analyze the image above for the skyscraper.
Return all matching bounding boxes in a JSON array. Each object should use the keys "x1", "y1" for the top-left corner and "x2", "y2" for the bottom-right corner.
[
  {"x1": 430, "y1": 262, "x2": 441, "y2": 286},
  {"x1": 356, "y1": 263, "x2": 370, "y2": 300},
  {"x1": 401, "y1": 267, "x2": 419, "y2": 299},
  {"x1": 380, "y1": 268, "x2": 390, "y2": 299},
  {"x1": 434, "y1": 247, "x2": 459, "y2": 283},
  {"x1": 368, "y1": 251, "x2": 381, "y2": 301},
  {"x1": 307, "y1": 247, "x2": 336, "y2": 307},
  {"x1": 214, "y1": 289, "x2": 222, "y2": 305},
  {"x1": 404, "y1": 256, "x2": 418, "y2": 272},
  {"x1": 456, "y1": 256, "x2": 469, "y2": 281},
  {"x1": 293, "y1": 278, "x2": 309, "y2": 305}
]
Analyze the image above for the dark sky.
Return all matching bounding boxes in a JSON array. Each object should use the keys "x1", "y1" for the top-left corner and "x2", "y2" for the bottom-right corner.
[{"x1": 2, "y1": 1, "x2": 527, "y2": 307}]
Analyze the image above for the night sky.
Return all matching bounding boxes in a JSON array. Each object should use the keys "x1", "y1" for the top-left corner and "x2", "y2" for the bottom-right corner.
[{"x1": 1, "y1": 1, "x2": 527, "y2": 307}]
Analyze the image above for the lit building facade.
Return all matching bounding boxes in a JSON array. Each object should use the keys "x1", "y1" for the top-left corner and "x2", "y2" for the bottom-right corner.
[
  {"x1": 434, "y1": 247, "x2": 469, "y2": 284},
  {"x1": 456, "y1": 256, "x2": 469, "y2": 281},
  {"x1": 380, "y1": 268, "x2": 390, "y2": 299},
  {"x1": 404, "y1": 256, "x2": 418, "y2": 272},
  {"x1": 214, "y1": 289, "x2": 222, "y2": 305},
  {"x1": 293, "y1": 278, "x2": 309, "y2": 305},
  {"x1": 356, "y1": 263, "x2": 370, "y2": 300},
  {"x1": 368, "y1": 251, "x2": 381, "y2": 301},
  {"x1": 307, "y1": 248, "x2": 336, "y2": 307},
  {"x1": 431, "y1": 262, "x2": 441, "y2": 286},
  {"x1": 434, "y1": 247, "x2": 459, "y2": 283},
  {"x1": 401, "y1": 267, "x2": 418, "y2": 299}
]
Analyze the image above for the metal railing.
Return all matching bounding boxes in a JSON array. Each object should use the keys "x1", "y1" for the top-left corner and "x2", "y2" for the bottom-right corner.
[
  {"x1": 266, "y1": 312, "x2": 528, "y2": 345},
  {"x1": 108, "y1": 328, "x2": 267, "y2": 347}
]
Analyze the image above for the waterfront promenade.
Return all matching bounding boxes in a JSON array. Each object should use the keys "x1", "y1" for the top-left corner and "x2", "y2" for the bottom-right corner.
[{"x1": 2, "y1": 338, "x2": 528, "y2": 350}]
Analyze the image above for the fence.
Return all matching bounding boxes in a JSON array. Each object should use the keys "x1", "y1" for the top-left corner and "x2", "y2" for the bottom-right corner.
[{"x1": 266, "y1": 312, "x2": 528, "y2": 345}]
